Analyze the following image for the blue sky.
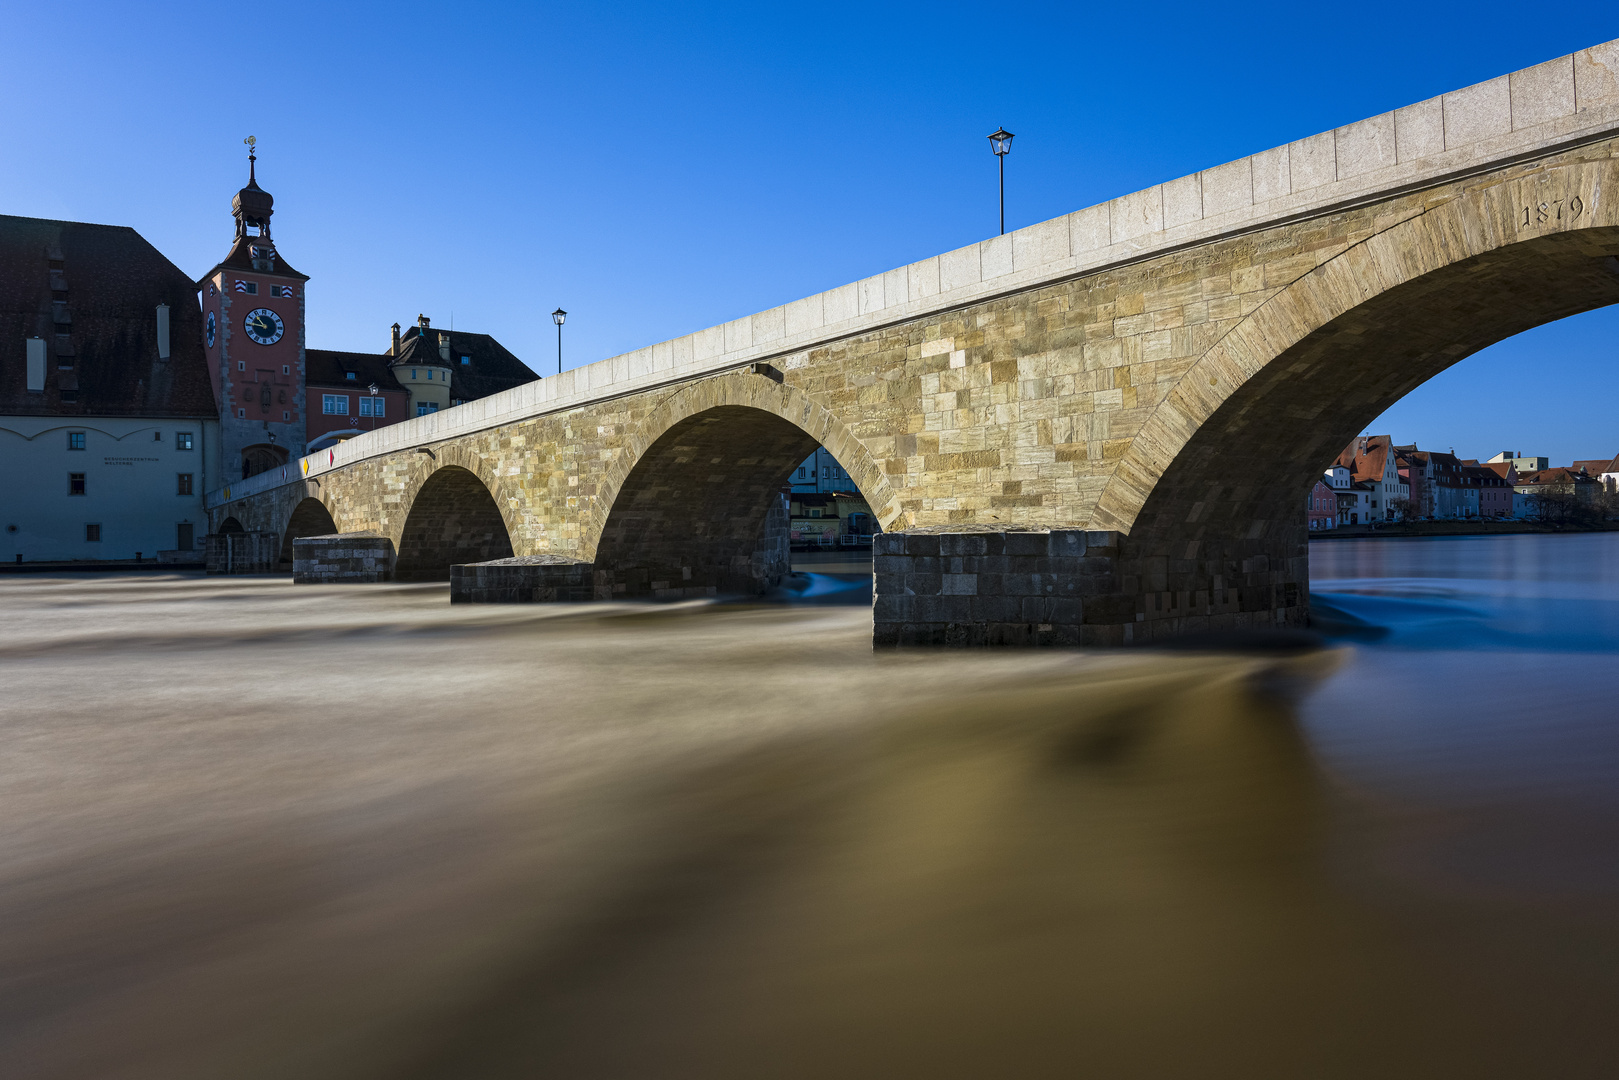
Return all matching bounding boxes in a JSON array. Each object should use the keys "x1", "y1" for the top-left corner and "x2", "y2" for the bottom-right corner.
[{"x1": 3, "y1": 2, "x2": 1616, "y2": 464}]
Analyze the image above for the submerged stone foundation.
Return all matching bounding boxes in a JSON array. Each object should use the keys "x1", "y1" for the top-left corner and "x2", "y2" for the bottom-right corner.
[
  {"x1": 873, "y1": 527, "x2": 1305, "y2": 647},
  {"x1": 450, "y1": 555, "x2": 594, "y2": 604},
  {"x1": 292, "y1": 533, "x2": 395, "y2": 584}
]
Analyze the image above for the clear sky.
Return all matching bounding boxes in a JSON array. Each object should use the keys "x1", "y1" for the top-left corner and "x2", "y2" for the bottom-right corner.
[{"x1": 3, "y1": 2, "x2": 1616, "y2": 464}]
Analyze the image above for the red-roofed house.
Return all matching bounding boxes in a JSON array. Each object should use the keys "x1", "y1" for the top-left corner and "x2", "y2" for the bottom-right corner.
[{"x1": 1333, "y1": 435, "x2": 1410, "y2": 522}]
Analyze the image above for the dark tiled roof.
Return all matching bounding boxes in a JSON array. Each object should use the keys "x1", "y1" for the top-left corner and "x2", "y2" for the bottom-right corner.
[
  {"x1": 202, "y1": 233, "x2": 307, "y2": 283},
  {"x1": 306, "y1": 349, "x2": 404, "y2": 392},
  {"x1": 0, "y1": 214, "x2": 217, "y2": 417},
  {"x1": 391, "y1": 324, "x2": 539, "y2": 402},
  {"x1": 1571, "y1": 458, "x2": 1615, "y2": 476}
]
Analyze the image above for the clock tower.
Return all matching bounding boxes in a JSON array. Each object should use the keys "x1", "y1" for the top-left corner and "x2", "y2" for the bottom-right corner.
[{"x1": 198, "y1": 139, "x2": 309, "y2": 482}]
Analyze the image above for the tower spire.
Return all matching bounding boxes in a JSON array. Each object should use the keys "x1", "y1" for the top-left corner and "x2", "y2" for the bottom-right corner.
[{"x1": 232, "y1": 136, "x2": 273, "y2": 242}]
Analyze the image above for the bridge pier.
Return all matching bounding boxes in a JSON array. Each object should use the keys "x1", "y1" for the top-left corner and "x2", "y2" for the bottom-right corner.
[
  {"x1": 292, "y1": 533, "x2": 395, "y2": 584},
  {"x1": 872, "y1": 527, "x2": 1305, "y2": 647}
]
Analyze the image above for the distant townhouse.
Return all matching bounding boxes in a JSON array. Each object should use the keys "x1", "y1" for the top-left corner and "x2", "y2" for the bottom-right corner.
[
  {"x1": 1515, "y1": 465, "x2": 1602, "y2": 516},
  {"x1": 1324, "y1": 464, "x2": 1373, "y2": 525},
  {"x1": 1473, "y1": 459, "x2": 1520, "y2": 518},
  {"x1": 1333, "y1": 434, "x2": 1409, "y2": 522},
  {"x1": 1307, "y1": 479, "x2": 1336, "y2": 530}
]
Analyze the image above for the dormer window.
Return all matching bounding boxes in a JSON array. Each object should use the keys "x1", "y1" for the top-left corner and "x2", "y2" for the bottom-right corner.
[
  {"x1": 346, "y1": 372, "x2": 356, "y2": 380},
  {"x1": 460, "y1": 355, "x2": 470, "y2": 365}
]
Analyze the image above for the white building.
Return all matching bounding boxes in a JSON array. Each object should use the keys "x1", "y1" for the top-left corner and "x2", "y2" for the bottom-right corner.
[{"x1": 2, "y1": 214, "x2": 222, "y2": 562}]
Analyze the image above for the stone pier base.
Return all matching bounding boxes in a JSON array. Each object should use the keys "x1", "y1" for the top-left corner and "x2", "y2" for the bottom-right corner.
[
  {"x1": 292, "y1": 533, "x2": 395, "y2": 583},
  {"x1": 450, "y1": 555, "x2": 594, "y2": 603},
  {"x1": 205, "y1": 531, "x2": 279, "y2": 574},
  {"x1": 873, "y1": 527, "x2": 1306, "y2": 647}
]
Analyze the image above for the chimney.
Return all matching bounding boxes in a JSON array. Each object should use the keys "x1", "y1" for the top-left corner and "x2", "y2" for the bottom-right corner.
[
  {"x1": 390, "y1": 322, "x2": 401, "y2": 356},
  {"x1": 438, "y1": 332, "x2": 451, "y2": 362},
  {"x1": 155, "y1": 303, "x2": 170, "y2": 360},
  {"x1": 417, "y1": 314, "x2": 430, "y2": 331}
]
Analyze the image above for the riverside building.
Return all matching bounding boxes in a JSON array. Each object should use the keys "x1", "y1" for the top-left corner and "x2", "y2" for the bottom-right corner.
[{"x1": 3, "y1": 150, "x2": 538, "y2": 563}]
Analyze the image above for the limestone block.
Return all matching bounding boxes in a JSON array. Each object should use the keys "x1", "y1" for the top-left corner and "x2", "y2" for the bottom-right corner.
[
  {"x1": 1335, "y1": 113, "x2": 1397, "y2": 180},
  {"x1": 1289, "y1": 132, "x2": 1336, "y2": 191},
  {"x1": 1251, "y1": 145, "x2": 1290, "y2": 202},
  {"x1": 1110, "y1": 187, "x2": 1163, "y2": 244},
  {"x1": 1200, "y1": 158, "x2": 1252, "y2": 218},
  {"x1": 1069, "y1": 204, "x2": 1109, "y2": 254},
  {"x1": 1162, "y1": 174, "x2": 1203, "y2": 230},
  {"x1": 939, "y1": 245, "x2": 981, "y2": 293},
  {"x1": 1443, "y1": 75, "x2": 1511, "y2": 147},
  {"x1": 1575, "y1": 40, "x2": 1619, "y2": 111},
  {"x1": 1510, "y1": 56, "x2": 1575, "y2": 129}
]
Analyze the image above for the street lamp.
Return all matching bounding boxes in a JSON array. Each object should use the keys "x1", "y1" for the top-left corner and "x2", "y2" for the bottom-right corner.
[
  {"x1": 368, "y1": 383, "x2": 378, "y2": 430},
  {"x1": 987, "y1": 128, "x2": 1014, "y2": 235},
  {"x1": 551, "y1": 308, "x2": 567, "y2": 375}
]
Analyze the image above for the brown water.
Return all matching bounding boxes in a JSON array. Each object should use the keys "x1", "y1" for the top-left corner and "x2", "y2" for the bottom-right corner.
[{"x1": 1, "y1": 535, "x2": 1616, "y2": 1078}]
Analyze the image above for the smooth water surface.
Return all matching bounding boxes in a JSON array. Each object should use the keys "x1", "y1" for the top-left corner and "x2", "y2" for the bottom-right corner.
[{"x1": 0, "y1": 533, "x2": 1615, "y2": 1078}]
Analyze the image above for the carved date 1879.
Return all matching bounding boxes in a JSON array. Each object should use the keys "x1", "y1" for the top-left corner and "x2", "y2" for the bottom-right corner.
[{"x1": 1521, "y1": 195, "x2": 1585, "y2": 227}]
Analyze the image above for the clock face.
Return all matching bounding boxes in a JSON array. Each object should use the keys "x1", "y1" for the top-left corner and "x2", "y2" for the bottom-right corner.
[
  {"x1": 244, "y1": 307, "x2": 284, "y2": 346},
  {"x1": 205, "y1": 310, "x2": 217, "y2": 348}
]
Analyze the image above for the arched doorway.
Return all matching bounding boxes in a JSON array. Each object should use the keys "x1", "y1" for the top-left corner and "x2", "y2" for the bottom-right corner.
[
  {"x1": 217, "y1": 517, "x2": 245, "y2": 534},
  {"x1": 595, "y1": 405, "x2": 833, "y2": 597},
  {"x1": 394, "y1": 466, "x2": 514, "y2": 582},
  {"x1": 278, "y1": 497, "x2": 338, "y2": 567},
  {"x1": 241, "y1": 444, "x2": 287, "y2": 479}
]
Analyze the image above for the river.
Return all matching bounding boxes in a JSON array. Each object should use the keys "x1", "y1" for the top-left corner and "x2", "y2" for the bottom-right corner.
[{"x1": 0, "y1": 533, "x2": 1615, "y2": 1078}]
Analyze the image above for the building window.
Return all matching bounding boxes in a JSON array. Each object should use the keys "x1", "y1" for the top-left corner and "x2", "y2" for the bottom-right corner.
[
  {"x1": 67, "y1": 431, "x2": 85, "y2": 450},
  {"x1": 177, "y1": 473, "x2": 193, "y2": 496},
  {"x1": 283, "y1": 410, "x2": 290, "y2": 421},
  {"x1": 416, "y1": 402, "x2": 438, "y2": 416},
  {"x1": 242, "y1": 282, "x2": 258, "y2": 295},
  {"x1": 282, "y1": 365, "x2": 290, "y2": 375},
  {"x1": 270, "y1": 285, "x2": 290, "y2": 297},
  {"x1": 69, "y1": 473, "x2": 86, "y2": 495},
  {"x1": 152, "y1": 430, "x2": 162, "y2": 442},
  {"x1": 460, "y1": 355, "x2": 470, "y2": 365},
  {"x1": 238, "y1": 361, "x2": 245, "y2": 371},
  {"x1": 177, "y1": 522, "x2": 194, "y2": 551},
  {"x1": 322, "y1": 394, "x2": 349, "y2": 415},
  {"x1": 346, "y1": 372, "x2": 356, "y2": 380},
  {"x1": 411, "y1": 369, "x2": 417, "y2": 379},
  {"x1": 359, "y1": 397, "x2": 386, "y2": 417},
  {"x1": 85, "y1": 523, "x2": 101, "y2": 542},
  {"x1": 237, "y1": 408, "x2": 246, "y2": 418},
  {"x1": 176, "y1": 431, "x2": 194, "y2": 451}
]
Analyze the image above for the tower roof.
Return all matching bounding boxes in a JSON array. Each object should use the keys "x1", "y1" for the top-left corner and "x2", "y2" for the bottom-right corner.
[{"x1": 202, "y1": 148, "x2": 306, "y2": 284}]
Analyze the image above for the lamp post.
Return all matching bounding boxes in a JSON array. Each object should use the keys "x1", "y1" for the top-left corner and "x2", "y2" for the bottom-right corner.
[
  {"x1": 551, "y1": 308, "x2": 567, "y2": 375},
  {"x1": 368, "y1": 383, "x2": 378, "y2": 430},
  {"x1": 987, "y1": 128, "x2": 1014, "y2": 235}
]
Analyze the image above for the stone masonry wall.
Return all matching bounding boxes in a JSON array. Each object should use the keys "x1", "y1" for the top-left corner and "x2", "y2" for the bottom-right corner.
[
  {"x1": 293, "y1": 533, "x2": 395, "y2": 583},
  {"x1": 204, "y1": 531, "x2": 278, "y2": 574},
  {"x1": 450, "y1": 555, "x2": 594, "y2": 604}
]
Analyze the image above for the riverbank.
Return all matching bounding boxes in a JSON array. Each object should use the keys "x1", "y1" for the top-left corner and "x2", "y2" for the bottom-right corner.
[{"x1": 1310, "y1": 520, "x2": 1619, "y2": 540}]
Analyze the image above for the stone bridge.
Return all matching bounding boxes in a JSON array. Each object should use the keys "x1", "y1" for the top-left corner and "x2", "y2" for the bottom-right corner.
[{"x1": 210, "y1": 40, "x2": 1619, "y2": 645}]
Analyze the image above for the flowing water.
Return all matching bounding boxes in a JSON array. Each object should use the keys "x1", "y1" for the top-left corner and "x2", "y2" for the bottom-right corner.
[{"x1": 1, "y1": 533, "x2": 1616, "y2": 1078}]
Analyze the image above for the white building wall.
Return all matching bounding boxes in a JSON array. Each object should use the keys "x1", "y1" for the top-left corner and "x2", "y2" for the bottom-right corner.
[{"x1": 1, "y1": 415, "x2": 220, "y2": 562}]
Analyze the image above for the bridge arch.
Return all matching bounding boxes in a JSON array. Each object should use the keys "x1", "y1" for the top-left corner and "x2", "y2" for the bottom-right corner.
[
  {"x1": 277, "y1": 496, "x2": 338, "y2": 567},
  {"x1": 1094, "y1": 159, "x2": 1619, "y2": 590},
  {"x1": 393, "y1": 461, "x2": 516, "y2": 582},
  {"x1": 588, "y1": 371, "x2": 898, "y2": 596}
]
